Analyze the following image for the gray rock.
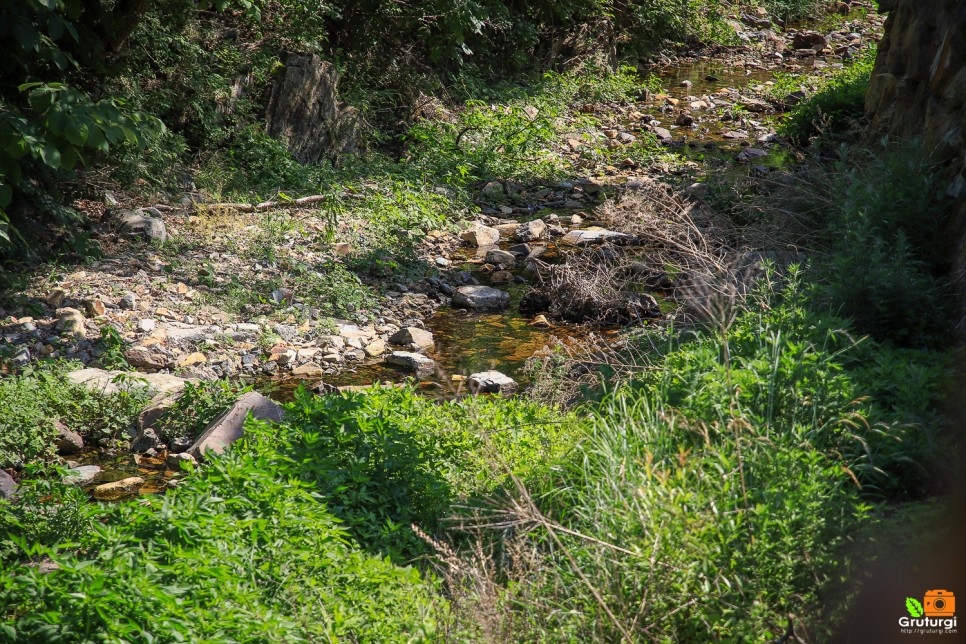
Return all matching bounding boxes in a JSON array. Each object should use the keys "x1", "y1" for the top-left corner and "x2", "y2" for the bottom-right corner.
[
  {"x1": 515, "y1": 220, "x2": 547, "y2": 242},
  {"x1": 481, "y1": 181, "x2": 504, "y2": 199},
  {"x1": 188, "y1": 392, "x2": 284, "y2": 460},
  {"x1": 54, "y1": 422, "x2": 84, "y2": 456},
  {"x1": 452, "y1": 285, "x2": 510, "y2": 310},
  {"x1": 560, "y1": 229, "x2": 630, "y2": 246},
  {"x1": 131, "y1": 427, "x2": 161, "y2": 453},
  {"x1": 272, "y1": 324, "x2": 298, "y2": 341},
  {"x1": 166, "y1": 452, "x2": 197, "y2": 470},
  {"x1": 460, "y1": 222, "x2": 501, "y2": 247},
  {"x1": 138, "y1": 319, "x2": 157, "y2": 333},
  {"x1": 163, "y1": 323, "x2": 222, "y2": 345},
  {"x1": 55, "y1": 308, "x2": 86, "y2": 340},
  {"x1": 63, "y1": 465, "x2": 101, "y2": 486},
  {"x1": 113, "y1": 209, "x2": 167, "y2": 243},
  {"x1": 736, "y1": 148, "x2": 768, "y2": 162},
  {"x1": 468, "y1": 370, "x2": 519, "y2": 394},
  {"x1": 119, "y1": 294, "x2": 137, "y2": 310},
  {"x1": 485, "y1": 249, "x2": 517, "y2": 265},
  {"x1": 389, "y1": 327, "x2": 435, "y2": 351},
  {"x1": 170, "y1": 436, "x2": 193, "y2": 453},
  {"x1": 386, "y1": 351, "x2": 436, "y2": 377},
  {"x1": 0, "y1": 470, "x2": 17, "y2": 500},
  {"x1": 265, "y1": 53, "x2": 360, "y2": 163}
]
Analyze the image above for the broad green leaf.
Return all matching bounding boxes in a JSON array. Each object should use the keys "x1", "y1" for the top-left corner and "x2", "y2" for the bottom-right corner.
[
  {"x1": 906, "y1": 597, "x2": 924, "y2": 618},
  {"x1": 39, "y1": 144, "x2": 62, "y2": 169}
]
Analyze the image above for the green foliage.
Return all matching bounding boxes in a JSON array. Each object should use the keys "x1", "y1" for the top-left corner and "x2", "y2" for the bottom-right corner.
[
  {"x1": 95, "y1": 325, "x2": 129, "y2": 370},
  {"x1": 158, "y1": 380, "x2": 250, "y2": 442},
  {"x1": 779, "y1": 46, "x2": 876, "y2": 143},
  {"x1": 274, "y1": 386, "x2": 582, "y2": 560},
  {"x1": 0, "y1": 435, "x2": 443, "y2": 642},
  {"x1": 764, "y1": 0, "x2": 832, "y2": 22},
  {"x1": 0, "y1": 364, "x2": 150, "y2": 466},
  {"x1": 490, "y1": 272, "x2": 945, "y2": 640},
  {"x1": 817, "y1": 143, "x2": 952, "y2": 345}
]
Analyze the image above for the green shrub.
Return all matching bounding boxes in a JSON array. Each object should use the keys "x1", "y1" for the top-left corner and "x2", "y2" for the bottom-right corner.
[
  {"x1": 0, "y1": 365, "x2": 149, "y2": 466},
  {"x1": 158, "y1": 380, "x2": 250, "y2": 442},
  {"x1": 274, "y1": 386, "x2": 583, "y2": 560},
  {"x1": 780, "y1": 47, "x2": 876, "y2": 142},
  {"x1": 0, "y1": 432, "x2": 443, "y2": 642},
  {"x1": 818, "y1": 144, "x2": 952, "y2": 345}
]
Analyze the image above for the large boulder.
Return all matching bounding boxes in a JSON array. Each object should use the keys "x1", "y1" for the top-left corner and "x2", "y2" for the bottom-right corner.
[
  {"x1": 188, "y1": 392, "x2": 284, "y2": 460},
  {"x1": 460, "y1": 222, "x2": 501, "y2": 247},
  {"x1": 54, "y1": 422, "x2": 84, "y2": 456},
  {"x1": 452, "y1": 285, "x2": 511, "y2": 309},
  {"x1": 265, "y1": 53, "x2": 361, "y2": 163}
]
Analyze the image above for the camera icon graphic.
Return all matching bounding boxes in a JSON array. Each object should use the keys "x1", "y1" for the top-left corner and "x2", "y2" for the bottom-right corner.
[{"x1": 924, "y1": 590, "x2": 956, "y2": 617}]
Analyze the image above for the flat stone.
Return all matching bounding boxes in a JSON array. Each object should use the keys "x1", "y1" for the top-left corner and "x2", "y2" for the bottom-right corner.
[
  {"x1": 490, "y1": 270, "x2": 514, "y2": 283},
  {"x1": 389, "y1": 327, "x2": 435, "y2": 351},
  {"x1": 163, "y1": 323, "x2": 221, "y2": 345},
  {"x1": 166, "y1": 452, "x2": 197, "y2": 470},
  {"x1": 736, "y1": 148, "x2": 768, "y2": 161},
  {"x1": 452, "y1": 285, "x2": 510, "y2": 309},
  {"x1": 291, "y1": 362, "x2": 324, "y2": 377},
  {"x1": 560, "y1": 229, "x2": 630, "y2": 246},
  {"x1": 188, "y1": 392, "x2": 284, "y2": 460},
  {"x1": 468, "y1": 371, "x2": 519, "y2": 395},
  {"x1": 93, "y1": 476, "x2": 144, "y2": 500},
  {"x1": 177, "y1": 352, "x2": 207, "y2": 367},
  {"x1": 386, "y1": 351, "x2": 436, "y2": 377},
  {"x1": 68, "y1": 368, "x2": 189, "y2": 397},
  {"x1": 63, "y1": 465, "x2": 101, "y2": 486},
  {"x1": 363, "y1": 339, "x2": 386, "y2": 357},
  {"x1": 460, "y1": 222, "x2": 500, "y2": 247}
]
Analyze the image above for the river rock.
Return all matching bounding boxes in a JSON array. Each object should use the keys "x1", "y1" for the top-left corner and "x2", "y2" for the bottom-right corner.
[
  {"x1": 485, "y1": 249, "x2": 517, "y2": 265},
  {"x1": 452, "y1": 285, "x2": 510, "y2": 309},
  {"x1": 515, "y1": 220, "x2": 547, "y2": 242},
  {"x1": 93, "y1": 476, "x2": 144, "y2": 500},
  {"x1": 561, "y1": 229, "x2": 630, "y2": 246},
  {"x1": 460, "y1": 223, "x2": 500, "y2": 247},
  {"x1": 467, "y1": 371, "x2": 519, "y2": 395},
  {"x1": 490, "y1": 271, "x2": 514, "y2": 283},
  {"x1": 736, "y1": 148, "x2": 768, "y2": 162},
  {"x1": 166, "y1": 452, "x2": 197, "y2": 470},
  {"x1": 112, "y1": 208, "x2": 168, "y2": 243},
  {"x1": 386, "y1": 351, "x2": 436, "y2": 377},
  {"x1": 54, "y1": 422, "x2": 84, "y2": 456},
  {"x1": 131, "y1": 427, "x2": 162, "y2": 453},
  {"x1": 792, "y1": 30, "x2": 827, "y2": 50},
  {"x1": 55, "y1": 308, "x2": 86, "y2": 339},
  {"x1": 0, "y1": 470, "x2": 17, "y2": 500},
  {"x1": 63, "y1": 465, "x2": 101, "y2": 486},
  {"x1": 188, "y1": 392, "x2": 284, "y2": 460},
  {"x1": 389, "y1": 327, "x2": 435, "y2": 351}
]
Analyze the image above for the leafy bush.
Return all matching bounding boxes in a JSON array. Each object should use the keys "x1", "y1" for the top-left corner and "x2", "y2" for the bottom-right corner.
[
  {"x1": 0, "y1": 431, "x2": 443, "y2": 642},
  {"x1": 158, "y1": 380, "x2": 250, "y2": 442},
  {"x1": 0, "y1": 365, "x2": 149, "y2": 466},
  {"x1": 274, "y1": 386, "x2": 583, "y2": 560},
  {"x1": 817, "y1": 144, "x2": 952, "y2": 345},
  {"x1": 780, "y1": 47, "x2": 876, "y2": 142}
]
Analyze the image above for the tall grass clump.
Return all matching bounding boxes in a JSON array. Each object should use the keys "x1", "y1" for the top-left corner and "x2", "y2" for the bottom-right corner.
[{"x1": 436, "y1": 269, "x2": 946, "y2": 641}]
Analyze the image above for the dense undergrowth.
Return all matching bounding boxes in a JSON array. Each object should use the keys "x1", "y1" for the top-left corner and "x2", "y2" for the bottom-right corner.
[{"x1": 1, "y1": 2, "x2": 959, "y2": 641}]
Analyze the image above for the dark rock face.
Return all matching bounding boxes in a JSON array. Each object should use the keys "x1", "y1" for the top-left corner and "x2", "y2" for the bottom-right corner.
[
  {"x1": 265, "y1": 53, "x2": 361, "y2": 163},
  {"x1": 865, "y1": 0, "x2": 966, "y2": 329}
]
